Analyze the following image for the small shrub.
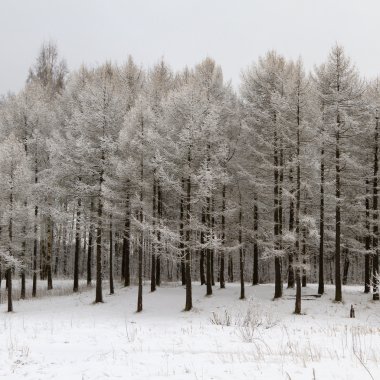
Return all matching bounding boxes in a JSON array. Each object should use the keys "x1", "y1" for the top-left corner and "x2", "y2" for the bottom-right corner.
[
  {"x1": 210, "y1": 309, "x2": 232, "y2": 326},
  {"x1": 235, "y1": 300, "x2": 278, "y2": 343}
]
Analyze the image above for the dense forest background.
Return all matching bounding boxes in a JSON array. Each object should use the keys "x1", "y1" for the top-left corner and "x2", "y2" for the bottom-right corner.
[{"x1": 0, "y1": 42, "x2": 378, "y2": 314}]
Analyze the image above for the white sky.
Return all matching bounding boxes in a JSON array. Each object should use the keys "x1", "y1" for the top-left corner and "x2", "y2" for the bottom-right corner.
[{"x1": 0, "y1": 0, "x2": 379, "y2": 95}]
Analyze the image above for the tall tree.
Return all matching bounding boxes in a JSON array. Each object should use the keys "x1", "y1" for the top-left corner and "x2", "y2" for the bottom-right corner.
[{"x1": 314, "y1": 45, "x2": 364, "y2": 302}]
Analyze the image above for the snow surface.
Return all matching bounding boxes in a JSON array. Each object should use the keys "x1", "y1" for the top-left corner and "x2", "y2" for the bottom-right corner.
[{"x1": 1, "y1": 281, "x2": 380, "y2": 380}]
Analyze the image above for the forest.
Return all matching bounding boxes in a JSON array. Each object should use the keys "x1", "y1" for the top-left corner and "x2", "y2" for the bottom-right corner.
[{"x1": 0, "y1": 41, "x2": 378, "y2": 316}]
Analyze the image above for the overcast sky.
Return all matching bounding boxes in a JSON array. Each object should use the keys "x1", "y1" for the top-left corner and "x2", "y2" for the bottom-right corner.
[{"x1": 0, "y1": 0, "x2": 379, "y2": 95}]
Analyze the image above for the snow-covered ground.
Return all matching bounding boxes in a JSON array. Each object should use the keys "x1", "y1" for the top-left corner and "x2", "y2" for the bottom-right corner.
[{"x1": 1, "y1": 280, "x2": 380, "y2": 380}]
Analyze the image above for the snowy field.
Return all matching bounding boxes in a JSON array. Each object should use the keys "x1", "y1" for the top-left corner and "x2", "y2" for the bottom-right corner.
[{"x1": 1, "y1": 281, "x2": 380, "y2": 380}]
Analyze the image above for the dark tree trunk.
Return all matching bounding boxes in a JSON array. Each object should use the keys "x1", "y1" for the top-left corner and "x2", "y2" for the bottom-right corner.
[
  {"x1": 73, "y1": 198, "x2": 81, "y2": 292},
  {"x1": 318, "y1": 143, "x2": 325, "y2": 295},
  {"x1": 7, "y1": 268, "x2": 12, "y2": 312},
  {"x1": 123, "y1": 192, "x2": 131, "y2": 287},
  {"x1": 40, "y1": 235, "x2": 46, "y2": 280},
  {"x1": 302, "y1": 204, "x2": 307, "y2": 288},
  {"x1": 206, "y1": 202, "x2": 212, "y2": 295},
  {"x1": 87, "y1": 200, "x2": 94, "y2": 286},
  {"x1": 95, "y1": 193, "x2": 103, "y2": 303},
  {"x1": 81, "y1": 228, "x2": 87, "y2": 278},
  {"x1": 288, "y1": 167, "x2": 295, "y2": 288},
  {"x1": 32, "y1": 155, "x2": 38, "y2": 297},
  {"x1": 365, "y1": 178, "x2": 371, "y2": 293},
  {"x1": 274, "y1": 120, "x2": 282, "y2": 299},
  {"x1": 7, "y1": 191, "x2": 13, "y2": 312},
  {"x1": 220, "y1": 184, "x2": 226, "y2": 288},
  {"x1": 228, "y1": 254, "x2": 233, "y2": 282},
  {"x1": 179, "y1": 178, "x2": 186, "y2": 286},
  {"x1": 294, "y1": 97, "x2": 302, "y2": 313},
  {"x1": 200, "y1": 208, "x2": 206, "y2": 285},
  {"x1": 239, "y1": 192, "x2": 245, "y2": 300},
  {"x1": 200, "y1": 252, "x2": 205, "y2": 284},
  {"x1": 295, "y1": 271, "x2": 301, "y2": 315},
  {"x1": 184, "y1": 149, "x2": 192, "y2": 311},
  {"x1": 54, "y1": 224, "x2": 61, "y2": 276},
  {"x1": 253, "y1": 195, "x2": 259, "y2": 285},
  {"x1": 156, "y1": 181, "x2": 162, "y2": 286},
  {"x1": 342, "y1": 248, "x2": 350, "y2": 285},
  {"x1": 302, "y1": 261, "x2": 307, "y2": 287},
  {"x1": 151, "y1": 176, "x2": 157, "y2": 292},
  {"x1": 335, "y1": 113, "x2": 342, "y2": 302},
  {"x1": 32, "y1": 204, "x2": 38, "y2": 297},
  {"x1": 137, "y1": 214, "x2": 143, "y2": 311},
  {"x1": 211, "y1": 199, "x2": 215, "y2": 286},
  {"x1": 137, "y1": 120, "x2": 144, "y2": 313},
  {"x1": 62, "y1": 209, "x2": 70, "y2": 278},
  {"x1": 20, "y1": 137, "x2": 27, "y2": 299},
  {"x1": 115, "y1": 233, "x2": 120, "y2": 278},
  {"x1": 373, "y1": 114, "x2": 379, "y2": 301},
  {"x1": 46, "y1": 217, "x2": 53, "y2": 290},
  {"x1": 279, "y1": 144, "x2": 284, "y2": 287},
  {"x1": 181, "y1": 261, "x2": 186, "y2": 285},
  {"x1": 21, "y1": 228, "x2": 26, "y2": 299},
  {"x1": 109, "y1": 217, "x2": 114, "y2": 295},
  {"x1": 20, "y1": 271, "x2": 26, "y2": 300}
]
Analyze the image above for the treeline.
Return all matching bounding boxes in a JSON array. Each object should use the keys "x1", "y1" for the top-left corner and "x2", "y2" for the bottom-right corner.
[{"x1": 0, "y1": 42, "x2": 378, "y2": 314}]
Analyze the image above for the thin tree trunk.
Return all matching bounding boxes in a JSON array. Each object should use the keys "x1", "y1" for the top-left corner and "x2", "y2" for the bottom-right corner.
[
  {"x1": 123, "y1": 191, "x2": 131, "y2": 287},
  {"x1": 239, "y1": 191, "x2": 244, "y2": 300},
  {"x1": 295, "y1": 96, "x2": 302, "y2": 313},
  {"x1": 274, "y1": 118, "x2": 282, "y2": 299},
  {"x1": 21, "y1": 135, "x2": 27, "y2": 299},
  {"x1": 373, "y1": 114, "x2": 379, "y2": 301},
  {"x1": 228, "y1": 253, "x2": 233, "y2": 282},
  {"x1": 32, "y1": 206, "x2": 38, "y2": 297},
  {"x1": 109, "y1": 216, "x2": 114, "y2": 295},
  {"x1": 137, "y1": 119, "x2": 144, "y2": 313},
  {"x1": 342, "y1": 248, "x2": 349, "y2": 285},
  {"x1": 7, "y1": 268, "x2": 12, "y2": 312},
  {"x1": 73, "y1": 198, "x2": 81, "y2": 292},
  {"x1": 179, "y1": 178, "x2": 186, "y2": 286},
  {"x1": 302, "y1": 221, "x2": 307, "y2": 288},
  {"x1": 156, "y1": 180, "x2": 162, "y2": 286},
  {"x1": 295, "y1": 270, "x2": 301, "y2": 314},
  {"x1": 62, "y1": 205, "x2": 71, "y2": 278},
  {"x1": 151, "y1": 175, "x2": 157, "y2": 292},
  {"x1": 54, "y1": 223, "x2": 62, "y2": 276},
  {"x1": 21, "y1": 226, "x2": 26, "y2": 299},
  {"x1": 7, "y1": 189, "x2": 13, "y2": 312},
  {"x1": 81, "y1": 226, "x2": 87, "y2": 278},
  {"x1": 32, "y1": 154, "x2": 38, "y2": 298},
  {"x1": 365, "y1": 178, "x2": 371, "y2": 293},
  {"x1": 278, "y1": 144, "x2": 284, "y2": 290},
  {"x1": 206, "y1": 202, "x2": 212, "y2": 295},
  {"x1": 40, "y1": 232, "x2": 46, "y2": 280},
  {"x1": 288, "y1": 167, "x2": 295, "y2": 288},
  {"x1": 137, "y1": 213, "x2": 143, "y2": 311},
  {"x1": 46, "y1": 217, "x2": 53, "y2": 290},
  {"x1": 318, "y1": 143, "x2": 325, "y2": 294},
  {"x1": 95, "y1": 192, "x2": 103, "y2": 303},
  {"x1": 335, "y1": 112, "x2": 342, "y2": 302},
  {"x1": 253, "y1": 194, "x2": 259, "y2": 285},
  {"x1": 184, "y1": 148, "x2": 192, "y2": 311},
  {"x1": 87, "y1": 200, "x2": 94, "y2": 286},
  {"x1": 200, "y1": 208, "x2": 206, "y2": 285},
  {"x1": 211, "y1": 198, "x2": 215, "y2": 286},
  {"x1": 220, "y1": 184, "x2": 226, "y2": 288}
]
